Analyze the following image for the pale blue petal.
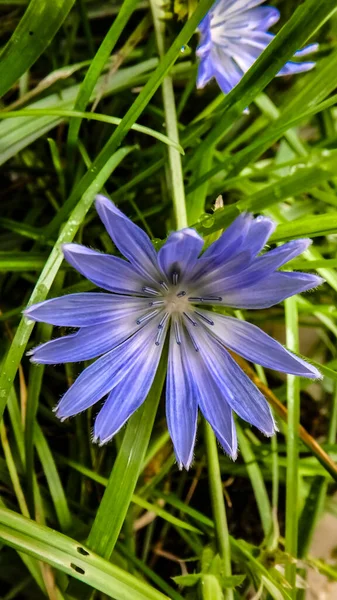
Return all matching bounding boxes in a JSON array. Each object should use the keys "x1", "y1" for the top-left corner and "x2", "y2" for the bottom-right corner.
[
  {"x1": 198, "y1": 212, "x2": 253, "y2": 265},
  {"x1": 213, "y1": 50, "x2": 243, "y2": 92},
  {"x1": 182, "y1": 330, "x2": 237, "y2": 457},
  {"x1": 193, "y1": 250, "x2": 252, "y2": 293},
  {"x1": 25, "y1": 293, "x2": 149, "y2": 327},
  {"x1": 158, "y1": 229, "x2": 204, "y2": 282},
  {"x1": 294, "y1": 43, "x2": 319, "y2": 57},
  {"x1": 196, "y1": 55, "x2": 214, "y2": 88},
  {"x1": 197, "y1": 15, "x2": 212, "y2": 59},
  {"x1": 192, "y1": 327, "x2": 275, "y2": 435},
  {"x1": 204, "y1": 312, "x2": 321, "y2": 379},
  {"x1": 95, "y1": 195, "x2": 160, "y2": 280},
  {"x1": 217, "y1": 272, "x2": 324, "y2": 309},
  {"x1": 278, "y1": 61, "x2": 316, "y2": 76},
  {"x1": 93, "y1": 320, "x2": 167, "y2": 444},
  {"x1": 28, "y1": 309, "x2": 146, "y2": 363},
  {"x1": 62, "y1": 244, "x2": 147, "y2": 294},
  {"x1": 240, "y1": 216, "x2": 275, "y2": 256},
  {"x1": 242, "y1": 6, "x2": 280, "y2": 30},
  {"x1": 203, "y1": 238, "x2": 313, "y2": 294},
  {"x1": 257, "y1": 239, "x2": 312, "y2": 268},
  {"x1": 56, "y1": 318, "x2": 162, "y2": 419},
  {"x1": 212, "y1": 0, "x2": 266, "y2": 22},
  {"x1": 166, "y1": 324, "x2": 198, "y2": 469}
]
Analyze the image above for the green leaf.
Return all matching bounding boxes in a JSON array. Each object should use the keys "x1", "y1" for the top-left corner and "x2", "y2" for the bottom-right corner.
[
  {"x1": 67, "y1": 0, "x2": 140, "y2": 150},
  {"x1": 0, "y1": 507, "x2": 169, "y2": 600},
  {"x1": 0, "y1": 146, "x2": 135, "y2": 423},
  {"x1": 0, "y1": 109, "x2": 184, "y2": 154},
  {"x1": 236, "y1": 424, "x2": 272, "y2": 538},
  {"x1": 172, "y1": 574, "x2": 202, "y2": 587},
  {"x1": 87, "y1": 350, "x2": 168, "y2": 558},
  {"x1": 0, "y1": 59, "x2": 158, "y2": 167},
  {"x1": 270, "y1": 213, "x2": 337, "y2": 242},
  {"x1": 0, "y1": 0, "x2": 76, "y2": 98}
]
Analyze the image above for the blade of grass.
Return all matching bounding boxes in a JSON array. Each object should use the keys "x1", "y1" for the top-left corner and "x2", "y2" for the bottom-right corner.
[
  {"x1": 150, "y1": 0, "x2": 187, "y2": 228},
  {"x1": 0, "y1": 109, "x2": 184, "y2": 154},
  {"x1": 87, "y1": 349, "x2": 168, "y2": 558},
  {"x1": 236, "y1": 424, "x2": 273, "y2": 539},
  {"x1": 0, "y1": 145, "x2": 135, "y2": 423},
  {"x1": 284, "y1": 296, "x2": 300, "y2": 596},
  {"x1": 0, "y1": 507, "x2": 170, "y2": 600},
  {"x1": 67, "y1": 0, "x2": 141, "y2": 152},
  {"x1": 204, "y1": 420, "x2": 233, "y2": 600},
  {"x1": 0, "y1": 0, "x2": 76, "y2": 98}
]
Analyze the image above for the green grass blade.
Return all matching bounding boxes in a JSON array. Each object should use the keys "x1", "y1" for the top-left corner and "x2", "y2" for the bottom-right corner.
[
  {"x1": 87, "y1": 350, "x2": 167, "y2": 558},
  {"x1": 0, "y1": 507, "x2": 169, "y2": 600},
  {"x1": 284, "y1": 296, "x2": 300, "y2": 594},
  {"x1": 0, "y1": 109, "x2": 184, "y2": 153},
  {"x1": 67, "y1": 0, "x2": 140, "y2": 151},
  {"x1": 34, "y1": 425, "x2": 72, "y2": 532},
  {"x1": 0, "y1": 0, "x2": 76, "y2": 98},
  {"x1": 0, "y1": 145, "x2": 135, "y2": 422}
]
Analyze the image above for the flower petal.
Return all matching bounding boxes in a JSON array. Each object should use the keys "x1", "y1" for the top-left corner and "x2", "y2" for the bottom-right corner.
[
  {"x1": 217, "y1": 272, "x2": 323, "y2": 309},
  {"x1": 95, "y1": 195, "x2": 160, "y2": 280},
  {"x1": 93, "y1": 321, "x2": 167, "y2": 444},
  {"x1": 294, "y1": 43, "x2": 319, "y2": 57},
  {"x1": 203, "y1": 313, "x2": 321, "y2": 378},
  {"x1": 62, "y1": 244, "x2": 146, "y2": 294},
  {"x1": 240, "y1": 216, "x2": 276, "y2": 256},
  {"x1": 278, "y1": 60, "x2": 316, "y2": 76},
  {"x1": 55, "y1": 317, "x2": 163, "y2": 419},
  {"x1": 158, "y1": 229, "x2": 204, "y2": 282},
  {"x1": 191, "y1": 327, "x2": 275, "y2": 436},
  {"x1": 166, "y1": 323, "x2": 198, "y2": 469},
  {"x1": 203, "y1": 238, "x2": 313, "y2": 295},
  {"x1": 25, "y1": 293, "x2": 149, "y2": 327},
  {"x1": 198, "y1": 212, "x2": 253, "y2": 265},
  {"x1": 178, "y1": 325, "x2": 237, "y2": 457},
  {"x1": 28, "y1": 309, "x2": 147, "y2": 364},
  {"x1": 196, "y1": 55, "x2": 214, "y2": 88}
]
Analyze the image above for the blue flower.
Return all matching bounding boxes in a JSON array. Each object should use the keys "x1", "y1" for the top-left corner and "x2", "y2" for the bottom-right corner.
[
  {"x1": 25, "y1": 196, "x2": 322, "y2": 469},
  {"x1": 196, "y1": 0, "x2": 318, "y2": 95}
]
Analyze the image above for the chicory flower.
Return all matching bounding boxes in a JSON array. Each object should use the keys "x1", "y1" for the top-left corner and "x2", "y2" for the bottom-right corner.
[
  {"x1": 197, "y1": 0, "x2": 318, "y2": 95},
  {"x1": 25, "y1": 196, "x2": 322, "y2": 468}
]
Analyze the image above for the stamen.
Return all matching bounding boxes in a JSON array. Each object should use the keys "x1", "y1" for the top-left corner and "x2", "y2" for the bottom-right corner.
[
  {"x1": 149, "y1": 300, "x2": 165, "y2": 306},
  {"x1": 142, "y1": 286, "x2": 161, "y2": 296},
  {"x1": 155, "y1": 328, "x2": 165, "y2": 346},
  {"x1": 172, "y1": 271, "x2": 179, "y2": 285},
  {"x1": 188, "y1": 296, "x2": 223, "y2": 302},
  {"x1": 183, "y1": 312, "x2": 198, "y2": 326},
  {"x1": 194, "y1": 310, "x2": 214, "y2": 326},
  {"x1": 159, "y1": 281, "x2": 169, "y2": 291},
  {"x1": 155, "y1": 313, "x2": 169, "y2": 345},
  {"x1": 136, "y1": 310, "x2": 159, "y2": 325},
  {"x1": 176, "y1": 291, "x2": 186, "y2": 298},
  {"x1": 188, "y1": 330, "x2": 199, "y2": 352},
  {"x1": 174, "y1": 320, "x2": 182, "y2": 345},
  {"x1": 158, "y1": 312, "x2": 169, "y2": 329}
]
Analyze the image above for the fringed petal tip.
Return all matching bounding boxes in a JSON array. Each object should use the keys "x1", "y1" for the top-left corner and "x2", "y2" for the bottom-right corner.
[
  {"x1": 53, "y1": 403, "x2": 68, "y2": 423},
  {"x1": 227, "y1": 447, "x2": 238, "y2": 462},
  {"x1": 306, "y1": 275, "x2": 325, "y2": 289},
  {"x1": 175, "y1": 448, "x2": 195, "y2": 471},
  {"x1": 23, "y1": 306, "x2": 38, "y2": 322},
  {"x1": 299, "y1": 362, "x2": 322, "y2": 381}
]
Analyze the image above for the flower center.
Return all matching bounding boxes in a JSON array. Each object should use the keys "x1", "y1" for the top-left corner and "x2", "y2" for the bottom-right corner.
[{"x1": 164, "y1": 288, "x2": 190, "y2": 315}]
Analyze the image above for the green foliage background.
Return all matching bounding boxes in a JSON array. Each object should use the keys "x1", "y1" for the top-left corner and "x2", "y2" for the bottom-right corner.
[{"x1": 0, "y1": 1, "x2": 337, "y2": 598}]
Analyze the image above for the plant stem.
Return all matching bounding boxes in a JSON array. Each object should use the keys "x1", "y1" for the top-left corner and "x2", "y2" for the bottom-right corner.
[
  {"x1": 150, "y1": 0, "x2": 188, "y2": 230},
  {"x1": 285, "y1": 296, "x2": 300, "y2": 597},
  {"x1": 204, "y1": 420, "x2": 233, "y2": 600}
]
